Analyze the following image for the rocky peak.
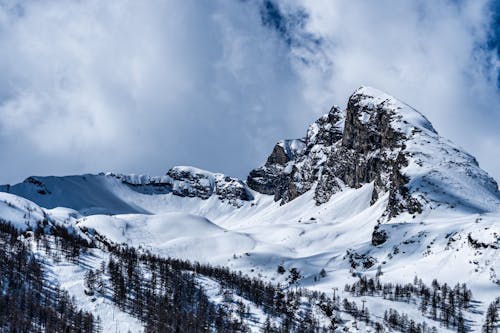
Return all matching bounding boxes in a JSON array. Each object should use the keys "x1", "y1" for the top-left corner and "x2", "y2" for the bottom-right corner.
[
  {"x1": 248, "y1": 86, "x2": 500, "y2": 217},
  {"x1": 316, "y1": 86, "x2": 433, "y2": 214},
  {"x1": 342, "y1": 87, "x2": 436, "y2": 152}
]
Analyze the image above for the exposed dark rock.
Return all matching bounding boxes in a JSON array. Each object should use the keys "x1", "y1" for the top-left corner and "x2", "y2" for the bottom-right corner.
[
  {"x1": 467, "y1": 233, "x2": 499, "y2": 250},
  {"x1": 345, "y1": 249, "x2": 377, "y2": 269},
  {"x1": 247, "y1": 87, "x2": 423, "y2": 216},
  {"x1": 247, "y1": 106, "x2": 343, "y2": 205},
  {"x1": 372, "y1": 227, "x2": 388, "y2": 246},
  {"x1": 24, "y1": 177, "x2": 52, "y2": 195},
  {"x1": 214, "y1": 174, "x2": 254, "y2": 204},
  {"x1": 247, "y1": 167, "x2": 288, "y2": 196},
  {"x1": 112, "y1": 167, "x2": 254, "y2": 207},
  {"x1": 167, "y1": 167, "x2": 215, "y2": 199},
  {"x1": 266, "y1": 144, "x2": 290, "y2": 166}
]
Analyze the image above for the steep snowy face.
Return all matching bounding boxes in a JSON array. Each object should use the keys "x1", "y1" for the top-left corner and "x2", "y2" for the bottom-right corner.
[
  {"x1": 248, "y1": 86, "x2": 500, "y2": 216},
  {"x1": 0, "y1": 174, "x2": 145, "y2": 215}
]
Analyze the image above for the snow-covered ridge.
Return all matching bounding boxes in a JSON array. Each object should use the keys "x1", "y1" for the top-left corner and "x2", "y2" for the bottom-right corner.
[
  {"x1": 1, "y1": 86, "x2": 498, "y2": 218},
  {"x1": 0, "y1": 166, "x2": 254, "y2": 215},
  {"x1": 0, "y1": 192, "x2": 47, "y2": 230}
]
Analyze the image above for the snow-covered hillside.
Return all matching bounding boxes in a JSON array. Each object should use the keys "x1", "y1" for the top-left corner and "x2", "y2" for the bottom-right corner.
[{"x1": 1, "y1": 87, "x2": 499, "y2": 332}]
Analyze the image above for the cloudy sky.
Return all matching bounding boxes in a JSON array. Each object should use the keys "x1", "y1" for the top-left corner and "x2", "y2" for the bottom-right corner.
[{"x1": 0, "y1": 0, "x2": 499, "y2": 184}]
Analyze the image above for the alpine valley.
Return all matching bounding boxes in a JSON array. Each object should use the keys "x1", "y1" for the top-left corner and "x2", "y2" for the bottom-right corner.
[{"x1": 1, "y1": 87, "x2": 499, "y2": 332}]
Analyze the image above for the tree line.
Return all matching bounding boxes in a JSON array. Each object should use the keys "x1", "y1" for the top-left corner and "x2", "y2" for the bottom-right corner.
[
  {"x1": 0, "y1": 220, "x2": 98, "y2": 332},
  {"x1": 99, "y1": 246, "x2": 337, "y2": 332},
  {"x1": 3, "y1": 214, "x2": 499, "y2": 333},
  {"x1": 344, "y1": 270, "x2": 475, "y2": 332}
]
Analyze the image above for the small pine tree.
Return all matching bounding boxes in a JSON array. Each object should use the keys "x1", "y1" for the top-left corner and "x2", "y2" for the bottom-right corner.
[
  {"x1": 376, "y1": 265, "x2": 383, "y2": 278},
  {"x1": 84, "y1": 269, "x2": 97, "y2": 295},
  {"x1": 288, "y1": 268, "x2": 301, "y2": 288},
  {"x1": 457, "y1": 310, "x2": 466, "y2": 333},
  {"x1": 482, "y1": 298, "x2": 499, "y2": 333}
]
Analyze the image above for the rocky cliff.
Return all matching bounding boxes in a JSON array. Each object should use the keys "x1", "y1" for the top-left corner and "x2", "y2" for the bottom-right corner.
[
  {"x1": 113, "y1": 166, "x2": 253, "y2": 206},
  {"x1": 248, "y1": 86, "x2": 500, "y2": 217}
]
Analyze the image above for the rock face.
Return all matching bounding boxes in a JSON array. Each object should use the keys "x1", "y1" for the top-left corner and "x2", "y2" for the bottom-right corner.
[
  {"x1": 371, "y1": 227, "x2": 388, "y2": 246},
  {"x1": 316, "y1": 88, "x2": 424, "y2": 216},
  {"x1": 247, "y1": 106, "x2": 343, "y2": 204},
  {"x1": 246, "y1": 138, "x2": 306, "y2": 201},
  {"x1": 114, "y1": 166, "x2": 254, "y2": 207},
  {"x1": 248, "y1": 86, "x2": 500, "y2": 217}
]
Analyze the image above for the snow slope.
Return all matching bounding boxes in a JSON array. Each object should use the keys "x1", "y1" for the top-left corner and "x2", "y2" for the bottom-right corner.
[
  {"x1": 78, "y1": 212, "x2": 256, "y2": 263},
  {"x1": 0, "y1": 192, "x2": 47, "y2": 230},
  {"x1": 0, "y1": 175, "x2": 147, "y2": 215},
  {"x1": 2, "y1": 182, "x2": 497, "y2": 331}
]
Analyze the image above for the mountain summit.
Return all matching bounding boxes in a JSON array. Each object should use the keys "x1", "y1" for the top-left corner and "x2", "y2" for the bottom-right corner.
[{"x1": 248, "y1": 86, "x2": 500, "y2": 217}]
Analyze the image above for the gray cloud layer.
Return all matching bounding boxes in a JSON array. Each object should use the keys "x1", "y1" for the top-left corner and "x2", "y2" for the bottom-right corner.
[{"x1": 0, "y1": 0, "x2": 499, "y2": 184}]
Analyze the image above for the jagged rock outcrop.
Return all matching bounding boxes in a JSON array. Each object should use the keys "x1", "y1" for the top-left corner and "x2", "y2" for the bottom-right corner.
[
  {"x1": 247, "y1": 106, "x2": 343, "y2": 204},
  {"x1": 248, "y1": 86, "x2": 500, "y2": 217},
  {"x1": 247, "y1": 138, "x2": 306, "y2": 201},
  {"x1": 113, "y1": 166, "x2": 254, "y2": 206},
  {"x1": 371, "y1": 226, "x2": 388, "y2": 246},
  {"x1": 315, "y1": 88, "x2": 423, "y2": 215}
]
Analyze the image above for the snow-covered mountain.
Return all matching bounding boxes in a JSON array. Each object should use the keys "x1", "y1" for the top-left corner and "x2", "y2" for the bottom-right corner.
[
  {"x1": 1, "y1": 86, "x2": 499, "y2": 332},
  {"x1": 248, "y1": 86, "x2": 500, "y2": 215}
]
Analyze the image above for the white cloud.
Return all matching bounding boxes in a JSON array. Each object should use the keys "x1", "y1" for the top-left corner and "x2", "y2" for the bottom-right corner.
[
  {"x1": 0, "y1": 0, "x2": 499, "y2": 184},
  {"x1": 0, "y1": 0, "x2": 312, "y2": 183}
]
